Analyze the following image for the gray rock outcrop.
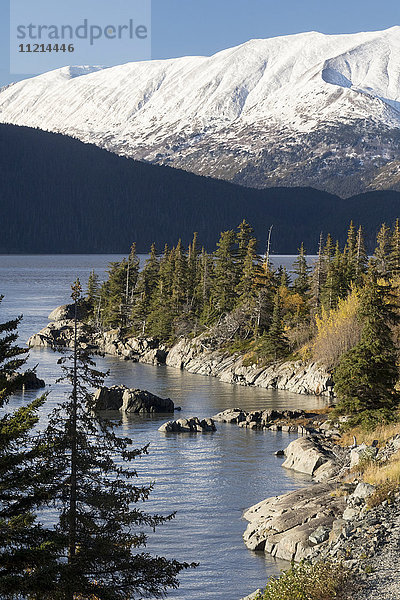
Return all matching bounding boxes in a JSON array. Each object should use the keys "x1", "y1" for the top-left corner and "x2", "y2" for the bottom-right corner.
[
  {"x1": 167, "y1": 338, "x2": 333, "y2": 396},
  {"x1": 243, "y1": 482, "x2": 348, "y2": 562},
  {"x1": 213, "y1": 408, "x2": 307, "y2": 429},
  {"x1": 48, "y1": 301, "x2": 90, "y2": 322},
  {"x1": 28, "y1": 309, "x2": 333, "y2": 397},
  {"x1": 28, "y1": 319, "x2": 96, "y2": 351},
  {"x1": 93, "y1": 386, "x2": 174, "y2": 413},
  {"x1": 350, "y1": 443, "x2": 379, "y2": 468},
  {"x1": 240, "y1": 591, "x2": 262, "y2": 600},
  {"x1": 28, "y1": 312, "x2": 169, "y2": 366},
  {"x1": 158, "y1": 417, "x2": 216, "y2": 433},
  {"x1": 282, "y1": 436, "x2": 341, "y2": 481}
]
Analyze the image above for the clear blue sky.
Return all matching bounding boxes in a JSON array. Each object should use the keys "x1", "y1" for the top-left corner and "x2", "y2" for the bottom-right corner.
[{"x1": 1, "y1": 0, "x2": 400, "y2": 86}]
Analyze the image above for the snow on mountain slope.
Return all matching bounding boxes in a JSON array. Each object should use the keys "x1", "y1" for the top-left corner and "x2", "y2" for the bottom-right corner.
[{"x1": 2, "y1": 27, "x2": 400, "y2": 196}]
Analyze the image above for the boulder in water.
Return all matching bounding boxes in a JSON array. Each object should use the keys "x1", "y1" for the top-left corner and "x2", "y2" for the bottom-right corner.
[
  {"x1": 93, "y1": 385, "x2": 174, "y2": 413},
  {"x1": 7, "y1": 370, "x2": 45, "y2": 390},
  {"x1": 158, "y1": 417, "x2": 216, "y2": 433}
]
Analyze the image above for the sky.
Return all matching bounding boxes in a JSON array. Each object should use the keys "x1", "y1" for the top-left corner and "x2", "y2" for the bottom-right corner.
[{"x1": 1, "y1": 0, "x2": 400, "y2": 86}]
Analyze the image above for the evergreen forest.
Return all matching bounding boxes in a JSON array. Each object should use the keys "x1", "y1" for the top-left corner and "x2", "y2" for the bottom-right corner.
[{"x1": 86, "y1": 219, "x2": 400, "y2": 425}]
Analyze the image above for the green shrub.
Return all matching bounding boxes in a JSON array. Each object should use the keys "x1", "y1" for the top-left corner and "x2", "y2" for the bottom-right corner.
[
  {"x1": 257, "y1": 561, "x2": 351, "y2": 600},
  {"x1": 337, "y1": 408, "x2": 398, "y2": 432}
]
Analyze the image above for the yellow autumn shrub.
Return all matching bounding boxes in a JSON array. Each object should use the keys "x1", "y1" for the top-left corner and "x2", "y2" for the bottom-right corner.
[{"x1": 313, "y1": 290, "x2": 361, "y2": 369}]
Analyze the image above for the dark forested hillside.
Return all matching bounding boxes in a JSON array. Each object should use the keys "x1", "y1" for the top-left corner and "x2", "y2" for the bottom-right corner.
[{"x1": 0, "y1": 123, "x2": 400, "y2": 254}]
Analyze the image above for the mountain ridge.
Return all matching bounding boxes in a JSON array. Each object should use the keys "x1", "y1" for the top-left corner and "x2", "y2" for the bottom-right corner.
[{"x1": 2, "y1": 28, "x2": 400, "y2": 196}]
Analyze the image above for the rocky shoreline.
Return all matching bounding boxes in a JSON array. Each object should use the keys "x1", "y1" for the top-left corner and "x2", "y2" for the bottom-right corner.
[
  {"x1": 28, "y1": 305, "x2": 400, "y2": 600},
  {"x1": 28, "y1": 304, "x2": 334, "y2": 397},
  {"x1": 238, "y1": 422, "x2": 400, "y2": 600}
]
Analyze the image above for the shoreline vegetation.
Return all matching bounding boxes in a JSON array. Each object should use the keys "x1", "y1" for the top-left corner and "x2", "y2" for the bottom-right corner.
[
  {"x1": 26, "y1": 219, "x2": 400, "y2": 599},
  {"x1": 28, "y1": 217, "x2": 400, "y2": 414}
]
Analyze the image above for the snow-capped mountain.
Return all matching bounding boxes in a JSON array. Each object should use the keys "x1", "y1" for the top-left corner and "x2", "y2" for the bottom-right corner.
[{"x1": 2, "y1": 27, "x2": 400, "y2": 196}]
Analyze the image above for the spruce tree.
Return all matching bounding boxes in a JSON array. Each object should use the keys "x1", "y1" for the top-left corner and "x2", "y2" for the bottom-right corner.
[
  {"x1": 125, "y1": 243, "x2": 140, "y2": 304},
  {"x1": 236, "y1": 237, "x2": 258, "y2": 301},
  {"x1": 334, "y1": 278, "x2": 400, "y2": 418},
  {"x1": 0, "y1": 301, "x2": 27, "y2": 399},
  {"x1": 371, "y1": 223, "x2": 392, "y2": 279},
  {"x1": 212, "y1": 230, "x2": 238, "y2": 315},
  {"x1": 323, "y1": 233, "x2": 335, "y2": 265},
  {"x1": 236, "y1": 220, "x2": 255, "y2": 272},
  {"x1": 130, "y1": 243, "x2": 159, "y2": 336},
  {"x1": 171, "y1": 240, "x2": 188, "y2": 312},
  {"x1": 260, "y1": 291, "x2": 290, "y2": 361},
  {"x1": 100, "y1": 259, "x2": 129, "y2": 329},
  {"x1": 86, "y1": 270, "x2": 100, "y2": 307},
  {"x1": 311, "y1": 232, "x2": 325, "y2": 311},
  {"x1": 344, "y1": 221, "x2": 357, "y2": 285},
  {"x1": 292, "y1": 243, "x2": 311, "y2": 296},
  {"x1": 252, "y1": 252, "x2": 276, "y2": 336},
  {"x1": 354, "y1": 226, "x2": 368, "y2": 284},
  {"x1": 276, "y1": 266, "x2": 290, "y2": 289},
  {"x1": 345, "y1": 221, "x2": 356, "y2": 262},
  {"x1": 86, "y1": 270, "x2": 100, "y2": 323},
  {"x1": 187, "y1": 233, "x2": 200, "y2": 310},
  {"x1": 390, "y1": 218, "x2": 400, "y2": 278},
  {"x1": 321, "y1": 241, "x2": 347, "y2": 311},
  {"x1": 146, "y1": 245, "x2": 175, "y2": 340},
  {"x1": 197, "y1": 248, "x2": 215, "y2": 325},
  {"x1": 35, "y1": 281, "x2": 193, "y2": 599},
  {"x1": 0, "y1": 298, "x2": 58, "y2": 599}
]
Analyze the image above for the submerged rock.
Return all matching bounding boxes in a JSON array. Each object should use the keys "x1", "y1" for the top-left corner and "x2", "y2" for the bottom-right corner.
[
  {"x1": 158, "y1": 417, "x2": 216, "y2": 433},
  {"x1": 93, "y1": 386, "x2": 174, "y2": 413}
]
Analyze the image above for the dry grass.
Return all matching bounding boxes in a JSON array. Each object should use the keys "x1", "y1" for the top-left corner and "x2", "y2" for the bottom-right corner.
[
  {"x1": 329, "y1": 485, "x2": 352, "y2": 498},
  {"x1": 361, "y1": 450, "x2": 400, "y2": 487},
  {"x1": 310, "y1": 407, "x2": 334, "y2": 416},
  {"x1": 366, "y1": 480, "x2": 399, "y2": 509},
  {"x1": 334, "y1": 417, "x2": 400, "y2": 507},
  {"x1": 339, "y1": 421, "x2": 400, "y2": 448}
]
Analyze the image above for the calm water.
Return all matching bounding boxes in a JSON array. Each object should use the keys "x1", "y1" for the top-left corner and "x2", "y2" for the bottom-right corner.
[{"x1": 0, "y1": 255, "x2": 325, "y2": 600}]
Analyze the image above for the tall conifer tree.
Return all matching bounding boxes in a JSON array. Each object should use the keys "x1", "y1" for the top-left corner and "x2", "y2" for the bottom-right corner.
[
  {"x1": 33, "y1": 282, "x2": 193, "y2": 599},
  {"x1": 292, "y1": 243, "x2": 311, "y2": 296},
  {"x1": 371, "y1": 223, "x2": 392, "y2": 279},
  {"x1": 236, "y1": 237, "x2": 258, "y2": 301},
  {"x1": 0, "y1": 298, "x2": 57, "y2": 598},
  {"x1": 354, "y1": 225, "x2": 368, "y2": 284},
  {"x1": 334, "y1": 278, "x2": 400, "y2": 417},
  {"x1": 260, "y1": 291, "x2": 289, "y2": 361},
  {"x1": 131, "y1": 243, "x2": 159, "y2": 335},
  {"x1": 390, "y1": 219, "x2": 400, "y2": 278},
  {"x1": 212, "y1": 230, "x2": 238, "y2": 315}
]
